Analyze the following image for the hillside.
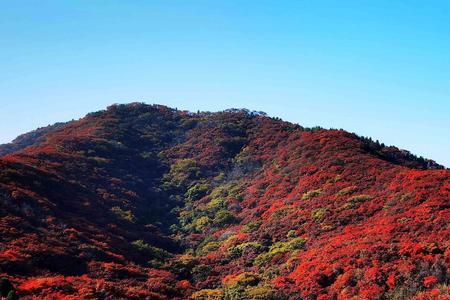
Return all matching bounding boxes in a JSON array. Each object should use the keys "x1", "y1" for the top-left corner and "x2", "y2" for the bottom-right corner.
[{"x1": 0, "y1": 103, "x2": 448, "y2": 300}]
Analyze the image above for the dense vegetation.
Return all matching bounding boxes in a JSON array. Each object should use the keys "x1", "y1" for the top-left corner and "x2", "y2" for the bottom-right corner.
[{"x1": 0, "y1": 103, "x2": 448, "y2": 299}]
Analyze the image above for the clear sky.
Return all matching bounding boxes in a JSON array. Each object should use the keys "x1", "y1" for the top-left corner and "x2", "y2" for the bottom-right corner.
[{"x1": 0, "y1": 1, "x2": 449, "y2": 166}]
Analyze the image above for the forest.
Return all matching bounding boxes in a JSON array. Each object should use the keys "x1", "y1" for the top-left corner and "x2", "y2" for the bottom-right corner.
[{"x1": 0, "y1": 103, "x2": 448, "y2": 299}]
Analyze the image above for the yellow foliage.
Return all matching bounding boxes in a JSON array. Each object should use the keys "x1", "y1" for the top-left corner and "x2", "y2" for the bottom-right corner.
[{"x1": 191, "y1": 289, "x2": 224, "y2": 300}]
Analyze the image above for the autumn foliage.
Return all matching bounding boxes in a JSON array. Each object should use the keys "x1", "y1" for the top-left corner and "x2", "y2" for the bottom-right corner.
[{"x1": 0, "y1": 103, "x2": 448, "y2": 299}]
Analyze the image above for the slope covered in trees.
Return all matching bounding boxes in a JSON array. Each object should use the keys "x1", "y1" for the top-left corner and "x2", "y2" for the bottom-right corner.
[
  {"x1": 0, "y1": 122, "x2": 67, "y2": 157},
  {"x1": 0, "y1": 103, "x2": 448, "y2": 299}
]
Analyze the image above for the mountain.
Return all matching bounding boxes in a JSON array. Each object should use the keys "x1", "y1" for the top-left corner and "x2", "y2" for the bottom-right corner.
[
  {"x1": 0, "y1": 122, "x2": 67, "y2": 157},
  {"x1": 0, "y1": 103, "x2": 448, "y2": 299}
]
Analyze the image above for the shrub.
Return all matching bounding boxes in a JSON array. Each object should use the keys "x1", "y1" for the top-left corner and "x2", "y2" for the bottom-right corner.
[
  {"x1": 209, "y1": 185, "x2": 228, "y2": 200},
  {"x1": 245, "y1": 285, "x2": 277, "y2": 299},
  {"x1": 110, "y1": 206, "x2": 136, "y2": 223},
  {"x1": 192, "y1": 264, "x2": 212, "y2": 282},
  {"x1": 423, "y1": 276, "x2": 438, "y2": 288},
  {"x1": 201, "y1": 241, "x2": 221, "y2": 254},
  {"x1": 228, "y1": 242, "x2": 264, "y2": 257},
  {"x1": 224, "y1": 272, "x2": 261, "y2": 288},
  {"x1": 207, "y1": 197, "x2": 226, "y2": 210},
  {"x1": 337, "y1": 186, "x2": 357, "y2": 196},
  {"x1": 131, "y1": 240, "x2": 171, "y2": 260},
  {"x1": 311, "y1": 207, "x2": 329, "y2": 220},
  {"x1": 191, "y1": 289, "x2": 224, "y2": 300},
  {"x1": 185, "y1": 183, "x2": 209, "y2": 201},
  {"x1": 347, "y1": 194, "x2": 372, "y2": 205},
  {"x1": 241, "y1": 221, "x2": 262, "y2": 233},
  {"x1": 224, "y1": 273, "x2": 261, "y2": 299},
  {"x1": 286, "y1": 230, "x2": 297, "y2": 238},
  {"x1": 189, "y1": 216, "x2": 210, "y2": 232},
  {"x1": 255, "y1": 237, "x2": 307, "y2": 266},
  {"x1": 213, "y1": 210, "x2": 237, "y2": 226},
  {"x1": 164, "y1": 158, "x2": 200, "y2": 189},
  {"x1": 302, "y1": 189, "x2": 322, "y2": 200},
  {"x1": 400, "y1": 193, "x2": 412, "y2": 202},
  {"x1": 272, "y1": 207, "x2": 292, "y2": 219}
]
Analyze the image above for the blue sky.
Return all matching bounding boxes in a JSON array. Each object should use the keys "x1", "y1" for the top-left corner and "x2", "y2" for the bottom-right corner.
[{"x1": 0, "y1": 1, "x2": 449, "y2": 166}]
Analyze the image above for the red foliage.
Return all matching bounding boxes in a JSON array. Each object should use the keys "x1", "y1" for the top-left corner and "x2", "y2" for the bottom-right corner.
[{"x1": 0, "y1": 103, "x2": 448, "y2": 299}]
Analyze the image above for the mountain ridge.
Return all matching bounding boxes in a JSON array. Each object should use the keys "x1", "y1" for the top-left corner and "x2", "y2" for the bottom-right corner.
[
  {"x1": 0, "y1": 103, "x2": 448, "y2": 299},
  {"x1": 1, "y1": 104, "x2": 444, "y2": 170}
]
